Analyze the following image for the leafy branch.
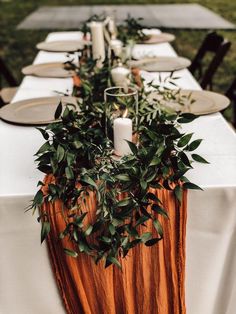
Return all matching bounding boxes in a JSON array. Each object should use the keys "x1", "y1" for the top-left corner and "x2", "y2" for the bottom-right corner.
[{"x1": 30, "y1": 50, "x2": 209, "y2": 269}]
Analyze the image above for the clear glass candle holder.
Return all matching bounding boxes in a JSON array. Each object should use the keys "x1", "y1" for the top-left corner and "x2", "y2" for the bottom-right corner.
[
  {"x1": 104, "y1": 86, "x2": 138, "y2": 134},
  {"x1": 104, "y1": 86, "x2": 138, "y2": 156}
]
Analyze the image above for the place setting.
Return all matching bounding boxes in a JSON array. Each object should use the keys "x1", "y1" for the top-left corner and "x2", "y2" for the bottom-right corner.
[
  {"x1": 36, "y1": 39, "x2": 89, "y2": 53},
  {"x1": 147, "y1": 89, "x2": 230, "y2": 115},
  {"x1": 0, "y1": 96, "x2": 78, "y2": 125},
  {"x1": 128, "y1": 56, "x2": 191, "y2": 72},
  {"x1": 22, "y1": 62, "x2": 76, "y2": 78},
  {"x1": 137, "y1": 29, "x2": 176, "y2": 45}
]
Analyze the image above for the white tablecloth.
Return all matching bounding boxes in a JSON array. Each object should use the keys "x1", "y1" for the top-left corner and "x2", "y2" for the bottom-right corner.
[{"x1": 0, "y1": 32, "x2": 236, "y2": 314}]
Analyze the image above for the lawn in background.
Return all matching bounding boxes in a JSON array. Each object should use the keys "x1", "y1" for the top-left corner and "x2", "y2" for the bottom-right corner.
[{"x1": 0, "y1": 0, "x2": 235, "y2": 121}]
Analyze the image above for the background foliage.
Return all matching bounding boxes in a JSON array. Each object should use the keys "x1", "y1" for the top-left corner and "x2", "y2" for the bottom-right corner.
[{"x1": 0, "y1": 0, "x2": 235, "y2": 121}]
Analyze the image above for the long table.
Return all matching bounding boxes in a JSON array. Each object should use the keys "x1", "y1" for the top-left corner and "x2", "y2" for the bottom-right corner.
[{"x1": 0, "y1": 31, "x2": 236, "y2": 314}]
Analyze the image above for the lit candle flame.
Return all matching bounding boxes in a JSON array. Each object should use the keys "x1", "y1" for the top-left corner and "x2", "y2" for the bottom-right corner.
[{"x1": 123, "y1": 108, "x2": 128, "y2": 118}]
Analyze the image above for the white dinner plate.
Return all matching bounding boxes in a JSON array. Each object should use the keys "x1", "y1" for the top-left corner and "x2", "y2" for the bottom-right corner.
[
  {"x1": 22, "y1": 62, "x2": 75, "y2": 78},
  {"x1": 129, "y1": 56, "x2": 191, "y2": 72},
  {"x1": 148, "y1": 90, "x2": 230, "y2": 115},
  {"x1": 0, "y1": 96, "x2": 78, "y2": 125},
  {"x1": 36, "y1": 40, "x2": 88, "y2": 52}
]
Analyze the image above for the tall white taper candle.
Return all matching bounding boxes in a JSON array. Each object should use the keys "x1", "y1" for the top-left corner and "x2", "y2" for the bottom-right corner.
[
  {"x1": 90, "y1": 22, "x2": 105, "y2": 68},
  {"x1": 114, "y1": 118, "x2": 132, "y2": 156}
]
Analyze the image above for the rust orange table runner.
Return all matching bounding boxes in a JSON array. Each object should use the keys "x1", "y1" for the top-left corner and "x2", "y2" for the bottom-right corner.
[{"x1": 42, "y1": 174, "x2": 187, "y2": 314}]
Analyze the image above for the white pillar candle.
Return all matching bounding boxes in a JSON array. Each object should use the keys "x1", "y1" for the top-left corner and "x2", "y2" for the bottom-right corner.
[
  {"x1": 110, "y1": 39, "x2": 123, "y2": 57},
  {"x1": 90, "y1": 21, "x2": 105, "y2": 68},
  {"x1": 111, "y1": 66, "x2": 130, "y2": 90},
  {"x1": 113, "y1": 118, "x2": 132, "y2": 156}
]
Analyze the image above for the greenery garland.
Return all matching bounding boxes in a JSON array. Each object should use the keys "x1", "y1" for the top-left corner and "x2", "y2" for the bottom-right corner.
[{"x1": 30, "y1": 51, "x2": 208, "y2": 269}]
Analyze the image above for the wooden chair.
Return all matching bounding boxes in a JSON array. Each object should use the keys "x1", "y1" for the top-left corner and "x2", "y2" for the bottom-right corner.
[
  {"x1": 189, "y1": 32, "x2": 231, "y2": 90},
  {"x1": 225, "y1": 78, "x2": 236, "y2": 129},
  {"x1": 0, "y1": 57, "x2": 18, "y2": 106}
]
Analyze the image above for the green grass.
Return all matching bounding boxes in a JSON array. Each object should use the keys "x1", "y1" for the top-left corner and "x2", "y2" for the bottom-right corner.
[{"x1": 0, "y1": 0, "x2": 235, "y2": 120}]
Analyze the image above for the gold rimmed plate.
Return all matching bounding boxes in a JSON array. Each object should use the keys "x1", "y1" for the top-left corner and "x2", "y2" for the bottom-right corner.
[
  {"x1": 0, "y1": 96, "x2": 78, "y2": 125},
  {"x1": 36, "y1": 40, "x2": 88, "y2": 52},
  {"x1": 129, "y1": 56, "x2": 191, "y2": 72},
  {"x1": 148, "y1": 90, "x2": 230, "y2": 115},
  {"x1": 22, "y1": 62, "x2": 75, "y2": 78},
  {"x1": 138, "y1": 33, "x2": 175, "y2": 45}
]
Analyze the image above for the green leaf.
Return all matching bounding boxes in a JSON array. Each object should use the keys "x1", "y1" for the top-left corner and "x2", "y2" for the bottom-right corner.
[
  {"x1": 38, "y1": 165, "x2": 51, "y2": 174},
  {"x1": 62, "y1": 106, "x2": 70, "y2": 119},
  {"x1": 177, "y1": 133, "x2": 193, "y2": 147},
  {"x1": 36, "y1": 142, "x2": 51, "y2": 155},
  {"x1": 41, "y1": 221, "x2": 50, "y2": 243},
  {"x1": 36, "y1": 127, "x2": 49, "y2": 140},
  {"x1": 73, "y1": 140, "x2": 83, "y2": 149},
  {"x1": 112, "y1": 218, "x2": 123, "y2": 226},
  {"x1": 73, "y1": 230, "x2": 79, "y2": 242},
  {"x1": 192, "y1": 154, "x2": 209, "y2": 164},
  {"x1": 163, "y1": 179, "x2": 172, "y2": 191},
  {"x1": 56, "y1": 145, "x2": 65, "y2": 163},
  {"x1": 129, "y1": 239, "x2": 141, "y2": 248},
  {"x1": 150, "y1": 156, "x2": 161, "y2": 166},
  {"x1": 66, "y1": 152, "x2": 75, "y2": 166},
  {"x1": 174, "y1": 185, "x2": 183, "y2": 203},
  {"x1": 80, "y1": 175, "x2": 97, "y2": 189},
  {"x1": 50, "y1": 157, "x2": 58, "y2": 174},
  {"x1": 179, "y1": 151, "x2": 192, "y2": 168},
  {"x1": 153, "y1": 219, "x2": 163, "y2": 237},
  {"x1": 109, "y1": 224, "x2": 116, "y2": 235},
  {"x1": 183, "y1": 182, "x2": 203, "y2": 190},
  {"x1": 151, "y1": 204, "x2": 169, "y2": 219},
  {"x1": 141, "y1": 232, "x2": 152, "y2": 242},
  {"x1": 173, "y1": 169, "x2": 188, "y2": 181},
  {"x1": 48, "y1": 184, "x2": 58, "y2": 195},
  {"x1": 54, "y1": 101, "x2": 63, "y2": 119},
  {"x1": 74, "y1": 213, "x2": 87, "y2": 227},
  {"x1": 64, "y1": 248, "x2": 78, "y2": 258},
  {"x1": 65, "y1": 166, "x2": 74, "y2": 180},
  {"x1": 106, "y1": 256, "x2": 121, "y2": 269},
  {"x1": 135, "y1": 215, "x2": 149, "y2": 226},
  {"x1": 100, "y1": 236, "x2": 111, "y2": 243},
  {"x1": 84, "y1": 225, "x2": 93, "y2": 236},
  {"x1": 187, "y1": 139, "x2": 202, "y2": 151},
  {"x1": 140, "y1": 206, "x2": 152, "y2": 218},
  {"x1": 34, "y1": 190, "x2": 44, "y2": 206},
  {"x1": 116, "y1": 198, "x2": 133, "y2": 207},
  {"x1": 146, "y1": 192, "x2": 159, "y2": 202},
  {"x1": 177, "y1": 113, "x2": 198, "y2": 123},
  {"x1": 78, "y1": 241, "x2": 89, "y2": 253},
  {"x1": 140, "y1": 179, "x2": 147, "y2": 190},
  {"x1": 115, "y1": 174, "x2": 130, "y2": 182},
  {"x1": 145, "y1": 238, "x2": 161, "y2": 246},
  {"x1": 126, "y1": 141, "x2": 138, "y2": 155},
  {"x1": 146, "y1": 171, "x2": 157, "y2": 183}
]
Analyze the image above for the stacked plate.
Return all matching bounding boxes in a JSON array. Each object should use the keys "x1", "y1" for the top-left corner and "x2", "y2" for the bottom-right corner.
[
  {"x1": 0, "y1": 96, "x2": 78, "y2": 125},
  {"x1": 129, "y1": 56, "x2": 191, "y2": 72},
  {"x1": 147, "y1": 90, "x2": 230, "y2": 115}
]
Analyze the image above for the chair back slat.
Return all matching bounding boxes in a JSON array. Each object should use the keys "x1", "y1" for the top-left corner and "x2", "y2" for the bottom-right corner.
[
  {"x1": 189, "y1": 32, "x2": 231, "y2": 90},
  {"x1": 200, "y1": 40, "x2": 231, "y2": 90},
  {"x1": 225, "y1": 78, "x2": 236, "y2": 129}
]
